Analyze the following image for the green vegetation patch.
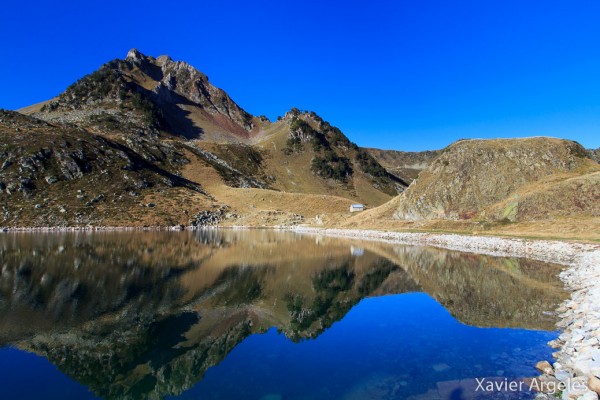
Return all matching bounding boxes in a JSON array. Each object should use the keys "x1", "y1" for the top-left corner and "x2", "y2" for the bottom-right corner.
[
  {"x1": 358, "y1": 259, "x2": 398, "y2": 295},
  {"x1": 356, "y1": 150, "x2": 388, "y2": 178},
  {"x1": 311, "y1": 150, "x2": 353, "y2": 182}
]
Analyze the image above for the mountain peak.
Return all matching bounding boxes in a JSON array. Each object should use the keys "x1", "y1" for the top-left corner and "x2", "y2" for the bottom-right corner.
[
  {"x1": 125, "y1": 48, "x2": 145, "y2": 62},
  {"x1": 27, "y1": 49, "x2": 255, "y2": 139}
]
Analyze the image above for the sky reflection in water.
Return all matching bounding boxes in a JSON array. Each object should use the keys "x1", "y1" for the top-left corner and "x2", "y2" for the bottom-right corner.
[{"x1": 0, "y1": 230, "x2": 565, "y2": 399}]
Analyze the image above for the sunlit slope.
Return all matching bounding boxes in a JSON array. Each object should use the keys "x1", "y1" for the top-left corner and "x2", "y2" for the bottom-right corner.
[{"x1": 8, "y1": 49, "x2": 404, "y2": 226}]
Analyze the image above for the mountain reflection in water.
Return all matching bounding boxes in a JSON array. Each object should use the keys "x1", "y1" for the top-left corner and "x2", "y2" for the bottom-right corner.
[{"x1": 0, "y1": 230, "x2": 566, "y2": 400}]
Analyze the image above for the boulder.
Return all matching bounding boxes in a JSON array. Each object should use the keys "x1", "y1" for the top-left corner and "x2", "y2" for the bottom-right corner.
[
  {"x1": 589, "y1": 375, "x2": 600, "y2": 395},
  {"x1": 536, "y1": 360, "x2": 554, "y2": 375}
]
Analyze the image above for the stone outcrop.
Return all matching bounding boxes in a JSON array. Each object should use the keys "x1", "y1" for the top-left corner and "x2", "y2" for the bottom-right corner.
[{"x1": 586, "y1": 147, "x2": 600, "y2": 163}]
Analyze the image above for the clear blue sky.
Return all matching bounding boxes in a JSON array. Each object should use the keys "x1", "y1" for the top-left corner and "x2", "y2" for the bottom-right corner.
[{"x1": 2, "y1": 0, "x2": 599, "y2": 151}]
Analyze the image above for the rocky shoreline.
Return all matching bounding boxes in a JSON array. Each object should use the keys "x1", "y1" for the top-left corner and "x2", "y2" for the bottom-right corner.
[{"x1": 291, "y1": 227, "x2": 600, "y2": 400}]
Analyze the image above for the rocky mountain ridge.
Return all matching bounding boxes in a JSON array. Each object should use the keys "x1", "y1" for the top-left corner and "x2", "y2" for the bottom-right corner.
[
  {"x1": 2, "y1": 49, "x2": 405, "y2": 227},
  {"x1": 30, "y1": 48, "x2": 254, "y2": 141}
]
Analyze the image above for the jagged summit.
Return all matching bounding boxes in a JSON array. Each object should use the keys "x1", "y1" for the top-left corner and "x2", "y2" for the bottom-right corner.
[
  {"x1": 125, "y1": 48, "x2": 144, "y2": 62},
  {"x1": 27, "y1": 48, "x2": 254, "y2": 141},
  {"x1": 124, "y1": 48, "x2": 208, "y2": 82}
]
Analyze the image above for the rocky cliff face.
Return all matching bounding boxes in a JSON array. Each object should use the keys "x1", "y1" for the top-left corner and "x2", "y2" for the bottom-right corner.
[
  {"x1": 140, "y1": 49, "x2": 254, "y2": 130},
  {"x1": 393, "y1": 138, "x2": 599, "y2": 221}
]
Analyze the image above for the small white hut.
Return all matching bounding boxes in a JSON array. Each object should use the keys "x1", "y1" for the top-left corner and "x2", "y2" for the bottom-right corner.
[{"x1": 349, "y1": 204, "x2": 365, "y2": 212}]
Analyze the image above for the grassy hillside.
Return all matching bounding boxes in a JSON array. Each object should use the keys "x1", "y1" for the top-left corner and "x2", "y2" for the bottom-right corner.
[
  {"x1": 251, "y1": 109, "x2": 406, "y2": 206},
  {"x1": 341, "y1": 137, "x2": 600, "y2": 241},
  {"x1": 0, "y1": 110, "x2": 370, "y2": 227},
  {"x1": 392, "y1": 137, "x2": 599, "y2": 222}
]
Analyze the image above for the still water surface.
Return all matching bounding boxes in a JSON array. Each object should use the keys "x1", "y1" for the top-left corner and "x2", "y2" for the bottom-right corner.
[{"x1": 0, "y1": 230, "x2": 566, "y2": 399}]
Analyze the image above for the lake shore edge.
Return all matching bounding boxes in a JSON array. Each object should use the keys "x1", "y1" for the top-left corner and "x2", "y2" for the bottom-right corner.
[{"x1": 288, "y1": 227, "x2": 600, "y2": 399}]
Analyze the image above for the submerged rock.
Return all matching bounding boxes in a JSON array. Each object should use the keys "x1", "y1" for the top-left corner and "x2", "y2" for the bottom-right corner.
[
  {"x1": 432, "y1": 363, "x2": 450, "y2": 372},
  {"x1": 536, "y1": 360, "x2": 554, "y2": 375}
]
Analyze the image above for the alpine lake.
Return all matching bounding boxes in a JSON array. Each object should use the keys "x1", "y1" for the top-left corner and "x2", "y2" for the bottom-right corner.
[{"x1": 0, "y1": 229, "x2": 566, "y2": 399}]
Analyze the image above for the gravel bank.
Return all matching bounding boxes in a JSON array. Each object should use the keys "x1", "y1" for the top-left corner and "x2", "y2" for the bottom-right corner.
[{"x1": 292, "y1": 227, "x2": 600, "y2": 399}]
